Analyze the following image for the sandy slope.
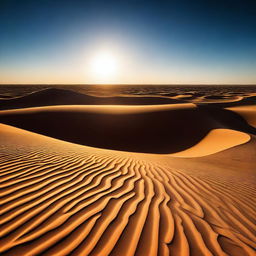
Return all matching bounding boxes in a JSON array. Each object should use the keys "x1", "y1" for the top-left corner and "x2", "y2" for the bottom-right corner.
[
  {"x1": 170, "y1": 128, "x2": 250, "y2": 157},
  {"x1": 227, "y1": 105, "x2": 256, "y2": 128},
  {"x1": 0, "y1": 104, "x2": 255, "y2": 154},
  {"x1": 0, "y1": 123, "x2": 255, "y2": 256}
]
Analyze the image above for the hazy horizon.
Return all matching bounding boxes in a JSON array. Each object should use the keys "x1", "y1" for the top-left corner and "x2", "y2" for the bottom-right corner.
[{"x1": 1, "y1": 83, "x2": 256, "y2": 86}]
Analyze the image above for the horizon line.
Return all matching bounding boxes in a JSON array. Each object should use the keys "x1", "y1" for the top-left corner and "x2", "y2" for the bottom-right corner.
[{"x1": 1, "y1": 83, "x2": 256, "y2": 86}]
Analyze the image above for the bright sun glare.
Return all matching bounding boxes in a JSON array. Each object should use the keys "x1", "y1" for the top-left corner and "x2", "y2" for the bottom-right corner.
[{"x1": 90, "y1": 51, "x2": 118, "y2": 82}]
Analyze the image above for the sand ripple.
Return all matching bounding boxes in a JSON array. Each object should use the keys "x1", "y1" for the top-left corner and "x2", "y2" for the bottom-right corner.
[{"x1": 1, "y1": 134, "x2": 255, "y2": 256}]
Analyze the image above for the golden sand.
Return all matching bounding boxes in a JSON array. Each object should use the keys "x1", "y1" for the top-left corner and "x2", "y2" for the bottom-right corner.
[
  {"x1": 0, "y1": 89, "x2": 255, "y2": 256},
  {"x1": 0, "y1": 123, "x2": 255, "y2": 256}
]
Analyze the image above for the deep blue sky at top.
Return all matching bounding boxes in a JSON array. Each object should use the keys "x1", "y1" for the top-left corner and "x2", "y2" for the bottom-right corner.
[{"x1": 0, "y1": 0, "x2": 256, "y2": 84}]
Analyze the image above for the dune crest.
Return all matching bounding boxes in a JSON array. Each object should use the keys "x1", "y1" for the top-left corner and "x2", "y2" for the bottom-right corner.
[
  {"x1": 0, "y1": 88, "x2": 185, "y2": 110},
  {"x1": 227, "y1": 105, "x2": 256, "y2": 128},
  {"x1": 170, "y1": 128, "x2": 250, "y2": 157},
  {"x1": 1, "y1": 103, "x2": 255, "y2": 154},
  {"x1": 0, "y1": 124, "x2": 255, "y2": 256}
]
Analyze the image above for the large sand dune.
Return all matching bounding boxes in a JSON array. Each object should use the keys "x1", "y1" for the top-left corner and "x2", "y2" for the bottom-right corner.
[
  {"x1": 0, "y1": 123, "x2": 255, "y2": 256},
  {"x1": 0, "y1": 104, "x2": 255, "y2": 154}
]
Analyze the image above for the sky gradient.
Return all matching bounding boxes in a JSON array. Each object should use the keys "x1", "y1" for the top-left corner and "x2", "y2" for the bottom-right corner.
[{"x1": 0, "y1": 0, "x2": 256, "y2": 84}]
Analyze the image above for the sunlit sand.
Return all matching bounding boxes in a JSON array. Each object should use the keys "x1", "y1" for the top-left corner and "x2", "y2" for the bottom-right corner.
[{"x1": 0, "y1": 87, "x2": 255, "y2": 256}]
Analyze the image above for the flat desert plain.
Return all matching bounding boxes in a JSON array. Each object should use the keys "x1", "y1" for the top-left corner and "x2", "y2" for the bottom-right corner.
[{"x1": 0, "y1": 86, "x2": 255, "y2": 256}]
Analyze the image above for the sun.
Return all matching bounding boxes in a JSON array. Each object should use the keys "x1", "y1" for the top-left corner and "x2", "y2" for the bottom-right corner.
[{"x1": 90, "y1": 51, "x2": 118, "y2": 82}]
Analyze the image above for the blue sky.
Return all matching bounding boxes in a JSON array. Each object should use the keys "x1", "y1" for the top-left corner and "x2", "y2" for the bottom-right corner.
[{"x1": 0, "y1": 0, "x2": 256, "y2": 84}]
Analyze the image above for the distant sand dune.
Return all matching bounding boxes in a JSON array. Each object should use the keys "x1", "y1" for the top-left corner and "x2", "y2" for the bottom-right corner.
[
  {"x1": 203, "y1": 95, "x2": 256, "y2": 108},
  {"x1": 1, "y1": 88, "x2": 255, "y2": 111},
  {"x1": 0, "y1": 124, "x2": 255, "y2": 256},
  {"x1": 0, "y1": 88, "x2": 184, "y2": 110}
]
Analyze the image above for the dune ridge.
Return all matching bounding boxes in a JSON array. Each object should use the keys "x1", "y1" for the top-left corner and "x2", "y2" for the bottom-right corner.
[
  {"x1": 1, "y1": 104, "x2": 255, "y2": 154},
  {"x1": 1, "y1": 87, "x2": 255, "y2": 111},
  {"x1": 169, "y1": 128, "x2": 250, "y2": 157},
  {"x1": 0, "y1": 88, "x2": 184, "y2": 110},
  {"x1": 0, "y1": 124, "x2": 255, "y2": 256},
  {"x1": 227, "y1": 105, "x2": 256, "y2": 128}
]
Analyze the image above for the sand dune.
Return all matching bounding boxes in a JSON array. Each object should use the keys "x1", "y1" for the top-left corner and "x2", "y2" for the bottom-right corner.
[
  {"x1": 158, "y1": 135, "x2": 256, "y2": 203},
  {"x1": 227, "y1": 105, "x2": 256, "y2": 128},
  {"x1": 170, "y1": 128, "x2": 250, "y2": 157},
  {"x1": 193, "y1": 95, "x2": 244, "y2": 103},
  {"x1": 1, "y1": 88, "x2": 255, "y2": 111},
  {"x1": 0, "y1": 104, "x2": 255, "y2": 154},
  {"x1": 0, "y1": 123, "x2": 255, "y2": 256},
  {"x1": 0, "y1": 88, "x2": 184, "y2": 110},
  {"x1": 202, "y1": 95, "x2": 256, "y2": 108}
]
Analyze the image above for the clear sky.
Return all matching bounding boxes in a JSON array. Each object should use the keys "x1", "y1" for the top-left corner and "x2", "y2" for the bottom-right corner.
[{"x1": 0, "y1": 0, "x2": 256, "y2": 84}]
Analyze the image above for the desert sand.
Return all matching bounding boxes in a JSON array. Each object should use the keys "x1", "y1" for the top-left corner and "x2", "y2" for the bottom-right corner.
[{"x1": 0, "y1": 88, "x2": 255, "y2": 256}]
